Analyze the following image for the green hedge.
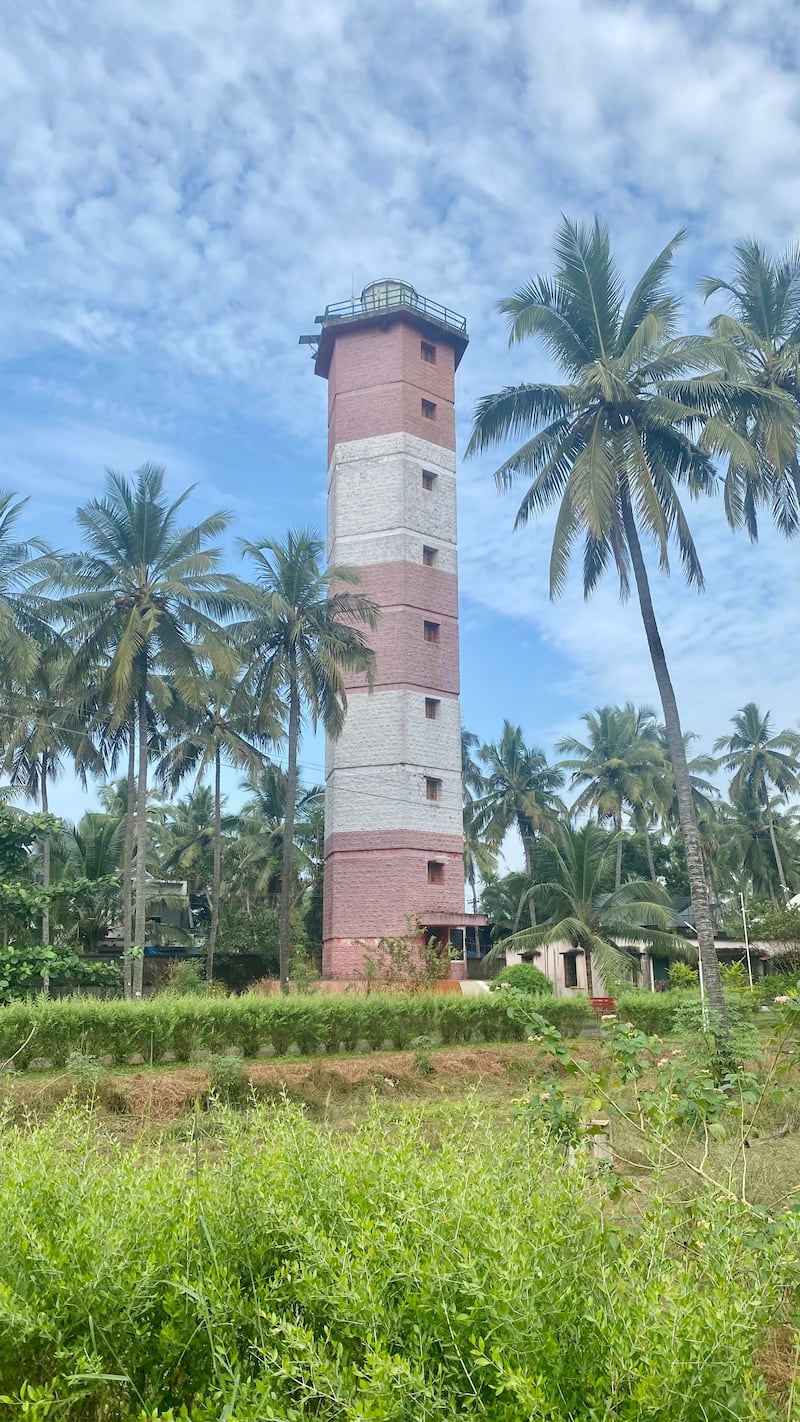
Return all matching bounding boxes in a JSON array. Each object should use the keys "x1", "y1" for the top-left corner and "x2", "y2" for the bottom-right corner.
[
  {"x1": 615, "y1": 990, "x2": 762, "y2": 1035},
  {"x1": 0, "y1": 991, "x2": 592, "y2": 1069}
]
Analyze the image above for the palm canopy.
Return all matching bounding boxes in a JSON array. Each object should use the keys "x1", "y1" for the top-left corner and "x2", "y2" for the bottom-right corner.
[
  {"x1": 235, "y1": 528, "x2": 378, "y2": 738},
  {"x1": 558, "y1": 704, "x2": 669, "y2": 887},
  {"x1": 468, "y1": 217, "x2": 773, "y2": 598},
  {"x1": 718, "y1": 790, "x2": 799, "y2": 902},
  {"x1": 475, "y1": 721, "x2": 564, "y2": 875},
  {"x1": 702, "y1": 239, "x2": 800, "y2": 537},
  {"x1": 497, "y1": 821, "x2": 692, "y2": 992},
  {"x1": 53, "y1": 464, "x2": 237, "y2": 718},
  {"x1": 714, "y1": 702, "x2": 800, "y2": 804},
  {"x1": 0, "y1": 491, "x2": 54, "y2": 684},
  {"x1": 557, "y1": 703, "x2": 666, "y2": 824},
  {"x1": 157, "y1": 670, "x2": 275, "y2": 795}
]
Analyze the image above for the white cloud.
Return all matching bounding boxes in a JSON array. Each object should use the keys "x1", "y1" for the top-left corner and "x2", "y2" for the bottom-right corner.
[{"x1": 0, "y1": 0, "x2": 798, "y2": 772}]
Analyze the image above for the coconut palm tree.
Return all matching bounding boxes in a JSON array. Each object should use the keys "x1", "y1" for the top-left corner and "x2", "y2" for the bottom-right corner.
[
  {"x1": 50, "y1": 811, "x2": 126, "y2": 950},
  {"x1": 467, "y1": 215, "x2": 761, "y2": 1021},
  {"x1": 0, "y1": 491, "x2": 54, "y2": 687},
  {"x1": 496, "y1": 821, "x2": 691, "y2": 994},
  {"x1": 718, "y1": 790, "x2": 799, "y2": 904},
  {"x1": 714, "y1": 702, "x2": 800, "y2": 898},
  {"x1": 2, "y1": 647, "x2": 101, "y2": 957},
  {"x1": 461, "y1": 727, "x2": 494, "y2": 938},
  {"x1": 476, "y1": 722, "x2": 564, "y2": 885},
  {"x1": 157, "y1": 670, "x2": 276, "y2": 980},
  {"x1": 235, "y1": 530, "x2": 377, "y2": 991},
  {"x1": 701, "y1": 239, "x2": 800, "y2": 538},
  {"x1": 53, "y1": 465, "x2": 236, "y2": 996},
  {"x1": 557, "y1": 704, "x2": 668, "y2": 888}
]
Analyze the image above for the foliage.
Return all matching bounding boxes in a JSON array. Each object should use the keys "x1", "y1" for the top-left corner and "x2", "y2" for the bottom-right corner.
[
  {"x1": 669, "y1": 962, "x2": 699, "y2": 991},
  {"x1": 0, "y1": 1100, "x2": 795, "y2": 1418},
  {"x1": 289, "y1": 946, "x2": 318, "y2": 995},
  {"x1": 0, "y1": 942, "x2": 120, "y2": 1005},
  {"x1": 158, "y1": 959, "x2": 212, "y2": 998},
  {"x1": 750, "y1": 902, "x2": 800, "y2": 945},
  {"x1": 490, "y1": 962, "x2": 554, "y2": 995},
  {"x1": 215, "y1": 903, "x2": 305, "y2": 979},
  {"x1": 358, "y1": 922, "x2": 451, "y2": 993},
  {"x1": 206, "y1": 1053, "x2": 249, "y2": 1107},
  {"x1": 0, "y1": 991, "x2": 591, "y2": 1068},
  {"x1": 496, "y1": 821, "x2": 691, "y2": 993}
]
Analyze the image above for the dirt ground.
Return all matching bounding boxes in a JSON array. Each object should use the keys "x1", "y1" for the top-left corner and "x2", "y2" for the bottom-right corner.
[{"x1": 1, "y1": 1042, "x2": 553, "y2": 1126}]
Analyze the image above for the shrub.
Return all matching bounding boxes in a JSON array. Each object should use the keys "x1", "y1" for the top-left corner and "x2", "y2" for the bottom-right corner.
[
  {"x1": 490, "y1": 962, "x2": 554, "y2": 995},
  {"x1": 0, "y1": 992, "x2": 559, "y2": 1069},
  {"x1": 158, "y1": 959, "x2": 210, "y2": 997},
  {"x1": 668, "y1": 962, "x2": 698, "y2": 992},
  {"x1": 0, "y1": 1104, "x2": 792, "y2": 1419},
  {"x1": 615, "y1": 991, "x2": 688, "y2": 1034},
  {"x1": 206, "y1": 1054, "x2": 249, "y2": 1107}
]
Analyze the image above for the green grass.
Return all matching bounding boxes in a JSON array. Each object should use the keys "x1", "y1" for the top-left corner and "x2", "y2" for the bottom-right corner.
[{"x1": 0, "y1": 1099, "x2": 796, "y2": 1420}]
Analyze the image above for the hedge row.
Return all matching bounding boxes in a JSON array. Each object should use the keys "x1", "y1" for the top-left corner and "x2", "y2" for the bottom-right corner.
[
  {"x1": 0, "y1": 991, "x2": 592, "y2": 1069},
  {"x1": 614, "y1": 989, "x2": 764, "y2": 1034}
]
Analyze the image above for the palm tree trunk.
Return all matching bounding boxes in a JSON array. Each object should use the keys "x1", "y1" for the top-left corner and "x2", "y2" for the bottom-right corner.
[
  {"x1": 279, "y1": 652, "x2": 299, "y2": 994},
  {"x1": 122, "y1": 726, "x2": 136, "y2": 1000},
  {"x1": 132, "y1": 680, "x2": 149, "y2": 999},
  {"x1": 621, "y1": 495, "x2": 726, "y2": 1025},
  {"x1": 207, "y1": 745, "x2": 222, "y2": 983},
  {"x1": 644, "y1": 827, "x2": 657, "y2": 882},
  {"x1": 41, "y1": 757, "x2": 50, "y2": 996},
  {"x1": 766, "y1": 805, "x2": 789, "y2": 901},
  {"x1": 614, "y1": 807, "x2": 623, "y2": 890},
  {"x1": 522, "y1": 835, "x2": 537, "y2": 928}
]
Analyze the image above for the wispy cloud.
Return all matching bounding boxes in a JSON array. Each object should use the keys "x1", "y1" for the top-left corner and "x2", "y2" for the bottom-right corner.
[{"x1": 0, "y1": 0, "x2": 798, "y2": 769}]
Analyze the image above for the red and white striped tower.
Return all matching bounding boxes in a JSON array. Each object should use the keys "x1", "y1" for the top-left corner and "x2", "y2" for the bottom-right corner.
[{"x1": 306, "y1": 280, "x2": 471, "y2": 978}]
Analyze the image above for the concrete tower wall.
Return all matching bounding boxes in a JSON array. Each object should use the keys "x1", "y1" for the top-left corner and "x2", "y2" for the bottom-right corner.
[{"x1": 320, "y1": 308, "x2": 467, "y2": 977}]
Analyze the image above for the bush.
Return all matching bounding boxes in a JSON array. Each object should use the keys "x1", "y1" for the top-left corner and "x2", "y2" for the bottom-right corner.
[
  {"x1": 0, "y1": 1104, "x2": 792, "y2": 1419},
  {"x1": 668, "y1": 962, "x2": 698, "y2": 992},
  {"x1": 490, "y1": 962, "x2": 554, "y2": 995},
  {"x1": 615, "y1": 991, "x2": 691, "y2": 1034},
  {"x1": 0, "y1": 990, "x2": 594, "y2": 1070}
]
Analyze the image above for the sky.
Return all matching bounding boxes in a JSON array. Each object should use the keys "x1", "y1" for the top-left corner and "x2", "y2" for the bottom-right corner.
[{"x1": 1, "y1": 0, "x2": 799, "y2": 824}]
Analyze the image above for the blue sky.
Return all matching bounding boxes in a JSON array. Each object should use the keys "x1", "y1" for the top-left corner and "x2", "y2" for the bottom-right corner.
[{"x1": 2, "y1": 0, "x2": 799, "y2": 826}]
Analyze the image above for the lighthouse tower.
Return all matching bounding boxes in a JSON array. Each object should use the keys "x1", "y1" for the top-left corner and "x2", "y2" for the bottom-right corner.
[{"x1": 304, "y1": 280, "x2": 471, "y2": 977}]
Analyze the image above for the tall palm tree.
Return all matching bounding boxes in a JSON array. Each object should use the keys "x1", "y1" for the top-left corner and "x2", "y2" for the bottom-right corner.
[
  {"x1": 158, "y1": 670, "x2": 275, "y2": 980},
  {"x1": 0, "y1": 491, "x2": 54, "y2": 686},
  {"x1": 53, "y1": 465, "x2": 236, "y2": 996},
  {"x1": 467, "y1": 216, "x2": 761, "y2": 1021},
  {"x1": 718, "y1": 790, "x2": 799, "y2": 904},
  {"x1": 461, "y1": 727, "x2": 494, "y2": 931},
  {"x1": 475, "y1": 722, "x2": 564, "y2": 929},
  {"x1": 2, "y1": 647, "x2": 101, "y2": 955},
  {"x1": 557, "y1": 704, "x2": 667, "y2": 889},
  {"x1": 236, "y1": 530, "x2": 377, "y2": 991},
  {"x1": 714, "y1": 702, "x2": 800, "y2": 897},
  {"x1": 496, "y1": 821, "x2": 691, "y2": 994},
  {"x1": 701, "y1": 240, "x2": 800, "y2": 538}
]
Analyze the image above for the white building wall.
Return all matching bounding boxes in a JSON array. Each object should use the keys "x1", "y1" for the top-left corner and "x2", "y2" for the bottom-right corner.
[{"x1": 328, "y1": 432, "x2": 457, "y2": 566}]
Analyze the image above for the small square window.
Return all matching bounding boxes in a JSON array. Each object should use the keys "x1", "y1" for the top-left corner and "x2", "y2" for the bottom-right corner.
[
  {"x1": 421, "y1": 340, "x2": 437, "y2": 364},
  {"x1": 425, "y1": 697, "x2": 439, "y2": 720},
  {"x1": 422, "y1": 545, "x2": 437, "y2": 567},
  {"x1": 423, "y1": 620, "x2": 440, "y2": 643},
  {"x1": 422, "y1": 469, "x2": 436, "y2": 491},
  {"x1": 427, "y1": 860, "x2": 445, "y2": 885},
  {"x1": 425, "y1": 777, "x2": 442, "y2": 801},
  {"x1": 421, "y1": 399, "x2": 436, "y2": 420}
]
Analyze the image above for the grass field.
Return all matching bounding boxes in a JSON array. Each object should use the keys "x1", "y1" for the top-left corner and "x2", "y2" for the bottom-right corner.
[{"x1": 1, "y1": 1028, "x2": 799, "y2": 1419}]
